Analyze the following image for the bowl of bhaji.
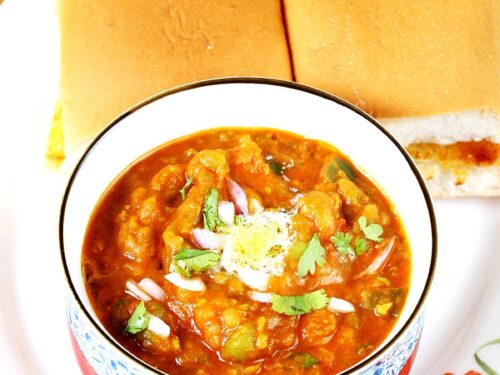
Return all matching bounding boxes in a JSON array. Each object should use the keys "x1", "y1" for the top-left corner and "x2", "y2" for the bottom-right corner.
[{"x1": 60, "y1": 78, "x2": 437, "y2": 375}]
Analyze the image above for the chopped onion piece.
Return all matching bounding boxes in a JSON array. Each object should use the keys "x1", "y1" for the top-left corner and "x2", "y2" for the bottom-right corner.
[
  {"x1": 248, "y1": 291, "x2": 273, "y2": 303},
  {"x1": 354, "y1": 236, "x2": 396, "y2": 280},
  {"x1": 227, "y1": 179, "x2": 249, "y2": 216},
  {"x1": 164, "y1": 272, "x2": 206, "y2": 292},
  {"x1": 327, "y1": 297, "x2": 356, "y2": 313},
  {"x1": 237, "y1": 267, "x2": 269, "y2": 291},
  {"x1": 138, "y1": 278, "x2": 166, "y2": 301},
  {"x1": 125, "y1": 280, "x2": 151, "y2": 302},
  {"x1": 192, "y1": 228, "x2": 223, "y2": 250},
  {"x1": 147, "y1": 315, "x2": 171, "y2": 338},
  {"x1": 218, "y1": 201, "x2": 235, "y2": 226}
]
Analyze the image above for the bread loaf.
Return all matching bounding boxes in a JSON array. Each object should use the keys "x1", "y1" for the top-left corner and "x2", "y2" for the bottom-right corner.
[
  {"x1": 56, "y1": 0, "x2": 499, "y2": 197},
  {"x1": 60, "y1": 0, "x2": 292, "y2": 149}
]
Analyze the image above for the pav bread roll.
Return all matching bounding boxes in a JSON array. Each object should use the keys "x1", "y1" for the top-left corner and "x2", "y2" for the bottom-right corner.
[
  {"x1": 283, "y1": 0, "x2": 499, "y2": 197},
  {"x1": 60, "y1": 0, "x2": 292, "y2": 150},
  {"x1": 283, "y1": 0, "x2": 498, "y2": 118},
  {"x1": 56, "y1": 0, "x2": 499, "y2": 197}
]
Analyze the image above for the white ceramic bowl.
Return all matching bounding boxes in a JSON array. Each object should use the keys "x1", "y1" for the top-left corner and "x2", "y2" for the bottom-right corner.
[{"x1": 60, "y1": 78, "x2": 437, "y2": 375}]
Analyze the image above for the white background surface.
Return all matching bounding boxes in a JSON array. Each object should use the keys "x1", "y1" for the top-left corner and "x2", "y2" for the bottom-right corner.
[{"x1": 0, "y1": 0, "x2": 499, "y2": 374}]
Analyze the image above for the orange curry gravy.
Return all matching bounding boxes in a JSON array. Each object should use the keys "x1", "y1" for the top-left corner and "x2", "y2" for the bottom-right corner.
[{"x1": 82, "y1": 128, "x2": 411, "y2": 374}]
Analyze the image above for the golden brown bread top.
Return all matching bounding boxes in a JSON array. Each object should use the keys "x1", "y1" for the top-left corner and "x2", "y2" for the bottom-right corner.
[
  {"x1": 60, "y1": 0, "x2": 292, "y2": 148},
  {"x1": 284, "y1": 0, "x2": 499, "y2": 118}
]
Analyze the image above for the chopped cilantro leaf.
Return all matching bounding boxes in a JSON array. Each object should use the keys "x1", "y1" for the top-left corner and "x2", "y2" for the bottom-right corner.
[
  {"x1": 355, "y1": 237, "x2": 368, "y2": 255},
  {"x1": 298, "y1": 234, "x2": 326, "y2": 278},
  {"x1": 272, "y1": 289, "x2": 329, "y2": 316},
  {"x1": 331, "y1": 232, "x2": 354, "y2": 257},
  {"x1": 292, "y1": 352, "x2": 320, "y2": 369},
  {"x1": 173, "y1": 249, "x2": 221, "y2": 277},
  {"x1": 173, "y1": 262, "x2": 191, "y2": 277},
  {"x1": 266, "y1": 158, "x2": 284, "y2": 175},
  {"x1": 179, "y1": 176, "x2": 193, "y2": 201},
  {"x1": 358, "y1": 216, "x2": 383, "y2": 242},
  {"x1": 234, "y1": 215, "x2": 245, "y2": 225},
  {"x1": 124, "y1": 301, "x2": 150, "y2": 334},
  {"x1": 202, "y1": 188, "x2": 224, "y2": 231}
]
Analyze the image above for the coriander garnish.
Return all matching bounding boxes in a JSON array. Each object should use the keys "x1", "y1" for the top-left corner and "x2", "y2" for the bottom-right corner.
[
  {"x1": 271, "y1": 289, "x2": 329, "y2": 316},
  {"x1": 173, "y1": 249, "x2": 221, "y2": 277},
  {"x1": 179, "y1": 176, "x2": 193, "y2": 200},
  {"x1": 358, "y1": 216, "x2": 383, "y2": 243},
  {"x1": 124, "y1": 300, "x2": 150, "y2": 334},
  {"x1": 202, "y1": 188, "x2": 224, "y2": 231},
  {"x1": 331, "y1": 232, "x2": 354, "y2": 257},
  {"x1": 297, "y1": 234, "x2": 326, "y2": 278}
]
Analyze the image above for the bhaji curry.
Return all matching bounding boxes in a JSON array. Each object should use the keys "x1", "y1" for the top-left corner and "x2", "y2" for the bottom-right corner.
[{"x1": 82, "y1": 128, "x2": 411, "y2": 374}]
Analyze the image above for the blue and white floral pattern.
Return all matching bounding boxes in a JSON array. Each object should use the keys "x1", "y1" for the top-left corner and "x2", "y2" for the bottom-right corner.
[
  {"x1": 67, "y1": 293, "x2": 149, "y2": 375},
  {"x1": 358, "y1": 313, "x2": 424, "y2": 375},
  {"x1": 67, "y1": 291, "x2": 423, "y2": 375}
]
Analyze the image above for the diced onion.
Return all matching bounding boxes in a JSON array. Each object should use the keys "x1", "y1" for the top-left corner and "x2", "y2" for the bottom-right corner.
[
  {"x1": 237, "y1": 267, "x2": 269, "y2": 291},
  {"x1": 147, "y1": 315, "x2": 171, "y2": 338},
  {"x1": 138, "y1": 278, "x2": 166, "y2": 301},
  {"x1": 248, "y1": 291, "x2": 273, "y2": 303},
  {"x1": 354, "y1": 236, "x2": 396, "y2": 280},
  {"x1": 125, "y1": 280, "x2": 151, "y2": 302},
  {"x1": 192, "y1": 228, "x2": 223, "y2": 250},
  {"x1": 227, "y1": 179, "x2": 249, "y2": 216},
  {"x1": 218, "y1": 201, "x2": 235, "y2": 226},
  {"x1": 327, "y1": 297, "x2": 356, "y2": 313},
  {"x1": 164, "y1": 272, "x2": 206, "y2": 292}
]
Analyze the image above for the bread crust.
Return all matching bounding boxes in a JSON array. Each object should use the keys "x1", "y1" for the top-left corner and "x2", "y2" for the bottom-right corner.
[
  {"x1": 283, "y1": 0, "x2": 499, "y2": 118},
  {"x1": 60, "y1": 0, "x2": 292, "y2": 148}
]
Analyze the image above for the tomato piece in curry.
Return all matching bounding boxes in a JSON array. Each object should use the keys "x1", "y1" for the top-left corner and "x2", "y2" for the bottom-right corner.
[{"x1": 82, "y1": 128, "x2": 411, "y2": 374}]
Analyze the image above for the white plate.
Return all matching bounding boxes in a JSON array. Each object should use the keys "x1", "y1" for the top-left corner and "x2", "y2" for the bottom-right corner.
[
  {"x1": 2, "y1": 138, "x2": 499, "y2": 375},
  {"x1": 0, "y1": 0, "x2": 499, "y2": 374}
]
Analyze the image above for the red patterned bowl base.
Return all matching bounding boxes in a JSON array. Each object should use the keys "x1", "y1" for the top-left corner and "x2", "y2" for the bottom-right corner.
[
  {"x1": 400, "y1": 339, "x2": 420, "y2": 375},
  {"x1": 70, "y1": 330, "x2": 97, "y2": 375},
  {"x1": 70, "y1": 330, "x2": 420, "y2": 375}
]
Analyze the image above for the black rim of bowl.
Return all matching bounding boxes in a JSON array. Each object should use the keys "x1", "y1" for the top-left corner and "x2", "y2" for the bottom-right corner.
[{"x1": 59, "y1": 77, "x2": 438, "y2": 374}]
